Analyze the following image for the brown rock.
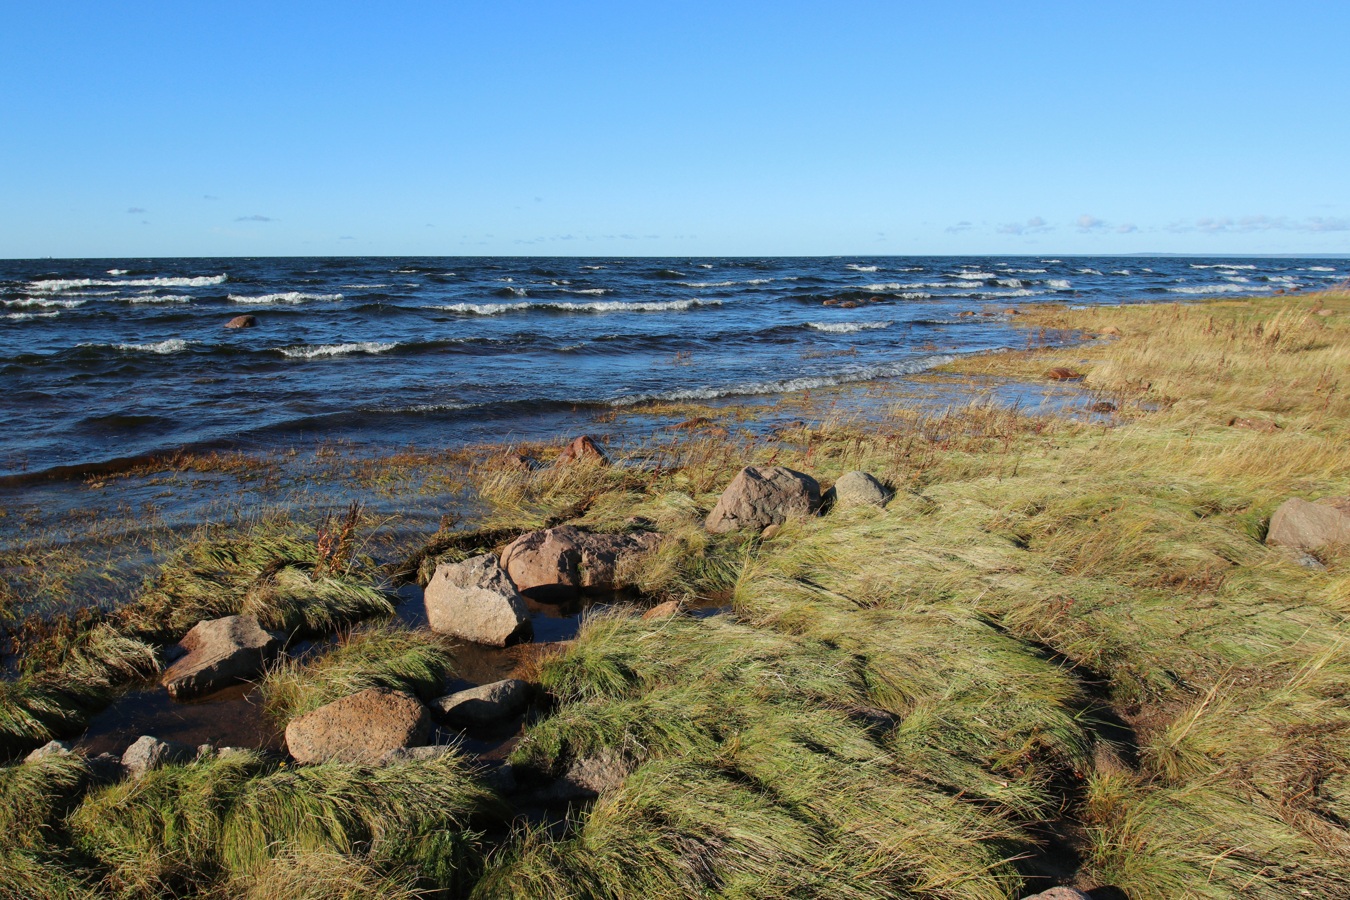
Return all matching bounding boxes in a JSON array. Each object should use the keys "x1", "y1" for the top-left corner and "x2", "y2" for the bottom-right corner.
[
  {"x1": 161, "y1": 615, "x2": 281, "y2": 700},
  {"x1": 1046, "y1": 367, "x2": 1083, "y2": 381},
  {"x1": 1091, "y1": 401, "x2": 1117, "y2": 413},
  {"x1": 672, "y1": 417, "x2": 713, "y2": 430},
  {"x1": 1004, "y1": 308, "x2": 1020, "y2": 315},
  {"x1": 557, "y1": 435, "x2": 608, "y2": 465},
  {"x1": 1266, "y1": 497, "x2": 1350, "y2": 552},
  {"x1": 1316, "y1": 308, "x2": 1335, "y2": 317},
  {"x1": 500, "y1": 526, "x2": 660, "y2": 600},
  {"x1": 224, "y1": 315, "x2": 257, "y2": 329},
  {"x1": 760, "y1": 523, "x2": 782, "y2": 541},
  {"x1": 424, "y1": 554, "x2": 531, "y2": 646},
  {"x1": 1100, "y1": 325, "x2": 1123, "y2": 336},
  {"x1": 285, "y1": 688, "x2": 430, "y2": 765},
  {"x1": 642, "y1": 600, "x2": 681, "y2": 620},
  {"x1": 705, "y1": 466, "x2": 821, "y2": 533}
]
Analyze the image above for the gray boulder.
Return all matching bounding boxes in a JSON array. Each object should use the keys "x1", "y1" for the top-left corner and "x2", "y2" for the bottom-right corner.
[
  {"x1": 705, "y1": 466, "x2": 821, "y2": 533},
  {"x1": 24, "y1": 740, "x2": 74, "y2": 762},
  {"x1": 285, "y1": 687, "x2": 431, "y2": 765},
  {"x1": 122, "y1": 736, "x2": 192, "y2": 777},
  {"x1": 531, "y1": 748, "x2": 631, "y2": 803},
  {"x1": 500, "y1": 526, "x2": 660, "y2": 600},
  {"x1": 161, "y1": 614, "x2": 281, "y2": 700},
  {"x1": 824, "y1": 471, "x2": 891, "y2": 510},
  {"x1": 424, "y1": 553, "x2": 531, "y2": 646},
  {"x1": 433, "y1": 678, "x2": 531, "y2": 724},
  {"x1": 1266, "y1": 497, "x2": 1350, "y2": 552}
]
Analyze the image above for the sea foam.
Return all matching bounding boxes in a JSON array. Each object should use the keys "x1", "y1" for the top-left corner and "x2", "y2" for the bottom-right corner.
[
  {"x1": 29, "y1": 274, "x2": 227, "y2": 292},
  {"x1": 439, "y1": 298, "x2": 721, "y2": 315},
  {"x1": 229, "y1": 292, "x2": 344, "y2": 304},
  {"x1": 280, "y1": 342, "x2": 398, "y2": 359},
  {"x1": 806, "y1": 321, "x2": 893, "y2": 333}
]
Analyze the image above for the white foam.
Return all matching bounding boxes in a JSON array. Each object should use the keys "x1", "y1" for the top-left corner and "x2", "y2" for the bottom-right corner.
[
  {"x1": 1041, "y1": 259, "x2": 1063, "y2": 263},
  {"x1": 806, "y1": 321, "x2": 893, "y2": 333},
  {"x1": 581, "y1": 265, "x2": 606, "y2": 270},
  {"x1": 948, "y1": 271, "x2": 996, "y2": 280},
  {"x1": 1111, "y1": 270, "x2": 1131, "y2": 276},
  {"x1": 611, "y1": 354, "x2": 959, "y2": 405},
  {"x1": 1077, "y1": 268, "x2": 1103, "y2": 275},
  {"x1": 280, "y1": 342, "x2": 398, "y2": 359},
  {"x1": 4, "y1": 311, "x2": 60, "y2": 321},
  {"x1": 845, "y1": 264, "x2": 879, "y2": 272},
  {"x1": 987, "y1": 289, "x2": 1040, "y2": 298},
  {"x1": 100, "y1": 339, "x2": 195, "y2": 354},
  {"x1": 340, "y1": 283, "x2": 390, "y2": 289},
  {"x1": 129, "y1": 294, "x2": 190, "y2": 304},
  {"x1": 229, "y1": 292, "x2": 344, "y2": 304},
  {"x1": 1191, "y1": 264, "x2": 1257, "y2": 270},
  {"x1": 439, "y1": 298, "x2": 721, "y2": 315},
  {"x1": 677, "y1": 280, "x2": 736, "y2": 288},
  {"x1": 1012, "y1": 268, "x2": 1047, "y2": 274},
  {"x1": 5, "y1": 297, "x2": 86, "y2": 308},
  {"x1": 563, "y1": 288, "x2": 610, "y2": 296},
  {"x1": 1167, "y1": 284, "x2": 1273, "y2": 295},
  {"x1": 1048, "y1": 279, "x2": 1072, "y2": 290},
  {"x1": 106, "y1": 269, "x2": 128, "y2": 275},
  {"x1": 1267, "y1": 275, "x2": 1298, "y2": 283},
  {"x1": 995, "y1": 278, "x2": 1024, "y2": 287},
  {"x1": 1306, "y1": 266, "x2": 1335, "y2": 272},
  {"x1": 28, "y1": 274, "x2": 227, "y2": 292},
  {"x1": 698, "y1": 264, "x2": 714, "y2": 269}
]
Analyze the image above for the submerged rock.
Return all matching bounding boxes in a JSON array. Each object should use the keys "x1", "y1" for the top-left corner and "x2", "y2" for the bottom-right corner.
[
  {"x1": 705, "y1": 465, "x2": 821, "y2": 533},
  {"x1": 224, "y1": 314, "x2": 257, "y2": 328},
  {"x1": 1266, "y1": 497, "x2": 1350, "y2": 552},
  {"x1": 424, "y1": 553, "x2": 531, "y2": 646},
  {"x1": 161, "y1": 614, "x2": 281, "y2": 700},
  {"x1": 285, "y1": 687, "x2": 431, "y2": 765},
  {"x1": 433, "y1": 678, "x2": 531, "y2": 724},
  {"x1": 824, "y1": 471, "x2": 891, "y2": 511},
  {"x1": 122, "y1": 736, "x2": 192, "y2": 777},
  {"x1": 500, "y1": 526, "x2": 660, "y2": 600}
]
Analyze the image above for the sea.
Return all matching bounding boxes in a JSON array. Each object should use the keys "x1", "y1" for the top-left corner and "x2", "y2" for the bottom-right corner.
[{"x1": 1, "y1": 255, "x2": 1345, "y2": 482}]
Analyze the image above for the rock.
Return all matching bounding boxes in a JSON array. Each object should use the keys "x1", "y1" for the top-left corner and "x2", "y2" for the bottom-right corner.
[
  {"x1": 1091, "y1": 401, "x2": 1117, "y2": 413},
  {"x1": 1227, "y1": 416, "x2": 1279, "y2": 433},
  {"x1": 760, "y1": 523, "x2": 782, "y2": 540},
  {"x1": 642, "y1": 600, "x2": 681, "y2": 620},
  {"x1": 705, "y1": 466, "x2": 821, "y2": 533},
  {"x1": 530, "y1": 748, "x2": 631, "y2": 803},
  {"x1": 88, "y1": 753, "x2": 127, "y2": 783},
  {"x1": 484, "y1": 763, "x2": 517, "y2": 794},
  {"x1": 224, "y1": 314, "x2": 257, "y2": 329},
  {"x1": 433, "y1": 678, "x2": 531, "y2": 724},
  {"x1": 1022, "y1": 889, "x2": 1093, "y2": 900},
  {"x1": 285, "y1": 688, "x2": 431, "y2": 765},
  {"x1": 1100, "y1": 325, "x2": 1123, "y2": 336},
  {"x1": 500, "y1": 526, "x2": 660, "y2": 600},
  {"x1": 122, "y1": 736, "x2": 192, "y2": 777},
  {"x1": 824, "y1": 471, "x2": 891, "y2": 510},
  {"x1": 1316, "y1": 308, "x2": 1335, "y2": 317},
  {"x1": 1004, "y1": 308, "x2": 1021, "y2": 315},
  {"x1": 161, "y1": 614, "x2": 281, "y2": 700},
  {"x1": 423, "y1": 553, "x2": 531, "y2": 646},
  {"x1": 1045, "y1": 367, "x2": 1083, "y2": 381},
  {"x1": 557, "y1": 435, "x2": 608, "y2": 465},
  {"x1": 25, "y1": 740, "x2": 74, "y2": 762},
  {"x1": 1266, "y1": 497, "x2": 1350, "y2": 552},
  {"x1": 673, "y1": 416, "x2": 713, "y2": 430}
]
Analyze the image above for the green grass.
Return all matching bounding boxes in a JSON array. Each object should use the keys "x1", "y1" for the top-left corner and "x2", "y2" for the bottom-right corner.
[{"x1": 260, "y1": 625, "x2": 454, "y2": 723}]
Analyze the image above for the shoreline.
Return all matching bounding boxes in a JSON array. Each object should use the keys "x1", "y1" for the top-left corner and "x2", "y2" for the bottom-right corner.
[{"x1": 2, "y1": 289, "x2": 1348, "y2": 898}]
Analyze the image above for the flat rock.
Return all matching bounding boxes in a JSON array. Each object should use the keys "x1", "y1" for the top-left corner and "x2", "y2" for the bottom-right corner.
[
  {"x1": 285, "y1": 687, "x2": 431, "y2": 765},
  {"x1": 705, "y1": 466, "x2": 821, "y2": 533},
  {"x1": 122, "y1": 736, "x2": 192, "y2": 777},
  {"x1": 433, "y1": 678, "x2": 531, "y2": 724},
  {"x1": 161, "y1": 614, "x2": 281, "y2": 700},
  {"x1": 824, "y1": 471, "x2": 891, "y2": 510},
  {"x1": 500, "y1": 526, "x2": 660, "y2": 600},
  {"x1": 1266, "y1": 497, "x2": 1350, "y2": 552},
  {"x1": 424, "y1": 553, "x2": 531, "y2": 646}
]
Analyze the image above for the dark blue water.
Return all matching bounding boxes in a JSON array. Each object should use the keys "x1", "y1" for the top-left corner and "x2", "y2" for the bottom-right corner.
[{"x1": 1, "y1": 256, "x2": 1344, "y2": 479}]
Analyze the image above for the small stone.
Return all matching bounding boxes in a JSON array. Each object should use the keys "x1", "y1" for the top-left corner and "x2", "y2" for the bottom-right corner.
[
  {"x1": 224, "y1": 315, "x2": 257, "y2": 329},
  {"x1": 1045, "y1": 367, "x2": 1083, "y2": 381},
  {"x1": 424, "y1": 554, "x2": 531, "y2": 646},
  {"x1": 24, "y1": 740, "x2": 74, "y2": 762},
  {"x1": 642, "y1": 600, "x2": 681, "y2": 620},
  {"x1": 1227, "y1": 416, "x2": 1279, "y2": 433},
  {"x1": 1100, "y1": 325, "x2": 1122, "y2": 336},
  {"x1": 285, "y1": 688, "x2": 431, "y2": 765},
  {"x1": 432, "y1": 679, "x2": 531, "y2": 724},
  {"x1": 1022, "y1": 889, "x2": 1093, "y2": 900},
  {"x1": 760, "y1": 523, "x2": 782, "y2": 541},
  {"x1": 1091, "y1": 401, "x2": 1117, "y2": 413},
  {"x1": 122, "y1": 736, "x2": 192, "y2": 778},
  {"x1": 824, "y1": 471, "x2": 891, "y2": 511}
]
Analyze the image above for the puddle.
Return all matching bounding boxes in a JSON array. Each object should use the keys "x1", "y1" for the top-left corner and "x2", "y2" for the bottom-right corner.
[{"x1": 76, "y1": 682, "x2": 281, "y2": 757}]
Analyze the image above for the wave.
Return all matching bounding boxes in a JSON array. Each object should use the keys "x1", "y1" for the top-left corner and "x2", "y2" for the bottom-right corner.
[
  {"x1": 77, "y1": 339, "x2": 196, "y2": 355},
  {"x1": 4, "y1": 311, "x2": 61, "y2": 321},
  {"x1": 562, "y1": 288, "x2": 610, "y2": 296},
  {"x1": 806, "y1": 321, "x2": 893, "y2": 333},
  {"x1": 437, "y1": 298, "x2": 722, "y2": 315},
  {"x1": 1047, "y1": 279, "x2": 1072, "y2": 290},
  {"x1": 1167, "y1": 284, "x2": 1272, "y2": 295},
  {"x1": 106, "y1": 269, "x2": 127, "y2": 275},
  {"x1": 129, "y1": 294, "x2": 190, "y2": 304},
  {"x1": 5, "y1": 297, "x2": 86, "y2": 308},
  {"x1": 1306, "y1": 266, "x2": 1336, "y2": 272},
  {"x1": 29, "y1": 274, "x2": 227, "y2": 292},
  {"x1": 948, "y1": 271, "x2": 996, "y2": 280},
  {"x1": 1191, "y1": 263, "x2": 1257, "y2": 270},
  {"x1": 845, "y1": 264, "x2": 879, "y2": 272},
  {"x1": 229, "y1": 291, "x2": 344, "y2": 304},
  {"x1": 279, "y1": 342, "x2": 398, "y2": 359},
  {"x1": 611, "y1": 353, "x2": 960, "y2": 405}
]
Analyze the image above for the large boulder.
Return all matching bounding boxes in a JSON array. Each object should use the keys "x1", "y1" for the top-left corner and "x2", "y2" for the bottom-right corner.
[
  {"x1": 424, "y1": 554, "x2": 531, "y2": 646},
  {"x1": 285, "y1": 688, "x2": 430, "y2": 765},
  {"x1": 161, "y1": 614, "x2": 281, "y2": 700},
  {"x1": 432, "y1": 678, "x2": 531, "y2": 724},
  {"x1": 122, "y1": 736, "x2": 193, "y2": 777},
  {"x1": 705, "y1": 466, "x2": 821, "y2": 533},
  {"x1": 1266, "y1": 497, "x2": 1350, "y2": 552},
  {"x1": 824, "y1": 471, "x2": 891, "y2": 511},
  {"x1": 500, "y1": 526, "x2": 660, "y2": 600}
]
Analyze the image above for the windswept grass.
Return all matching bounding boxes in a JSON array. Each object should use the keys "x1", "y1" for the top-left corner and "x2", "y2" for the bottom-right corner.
[{"x1": 260, "y1": 625, "x2": 453, "y2": 723}]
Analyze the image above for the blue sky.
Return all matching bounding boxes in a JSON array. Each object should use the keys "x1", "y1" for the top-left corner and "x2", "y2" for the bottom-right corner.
[{"x1": 2, "y1": 1, "x2": 1347, "y2": 258}]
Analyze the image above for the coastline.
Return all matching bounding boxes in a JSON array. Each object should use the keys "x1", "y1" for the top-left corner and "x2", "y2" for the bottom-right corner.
[{"x1": 2, "y1": 289, "x2": 1348, "y2": 898}]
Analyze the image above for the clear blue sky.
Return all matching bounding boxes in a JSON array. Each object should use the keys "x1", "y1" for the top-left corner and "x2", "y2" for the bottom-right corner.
[{"x1": 3, "y1": 1, "x2": 1347, "y2": 258}]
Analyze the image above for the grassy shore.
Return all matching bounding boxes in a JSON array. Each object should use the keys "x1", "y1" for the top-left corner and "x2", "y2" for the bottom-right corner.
[{"x1": 1, "y1": 288, "x2": 1347, "y2": 898}]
